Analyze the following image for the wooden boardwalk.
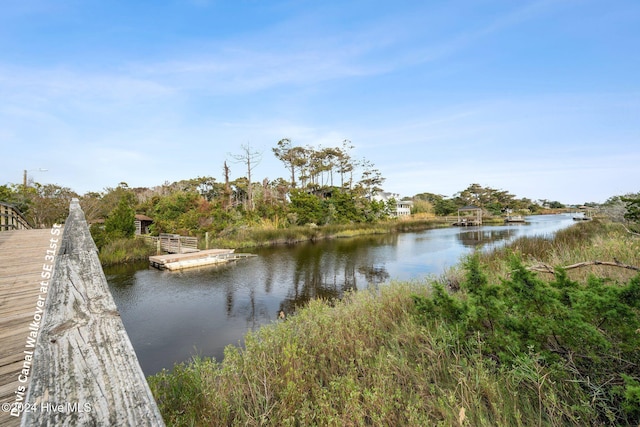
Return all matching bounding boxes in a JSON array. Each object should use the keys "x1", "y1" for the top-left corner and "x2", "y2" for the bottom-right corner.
[
  {"x1": 22, "y1": 200, "x2": 164, "y2": 426},
  {"x1": 1, "y1": 199, "x2": 165, "y2": 426},
  {"x1": 0, "y1": 228, "x2": 60, "y2": 427}
]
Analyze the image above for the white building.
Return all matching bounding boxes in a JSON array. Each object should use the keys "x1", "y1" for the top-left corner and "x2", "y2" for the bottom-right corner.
[{"x1": 371, "y1": 192, "x2": 413, "y2": 217}]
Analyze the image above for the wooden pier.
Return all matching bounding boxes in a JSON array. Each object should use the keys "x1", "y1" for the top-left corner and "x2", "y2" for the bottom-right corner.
[
  {"x1": 150, "y1": 249, "x2": 256, "y2": 271},
  {"x1": 453, "y1": 205, "x2": 483, "y2": 226},
  {"x1": 0, "y1": 228, "x2": 59, "y2": 427},
  {"x1": 504, "y1": 215, "x2": 526, "y2": 223},
  {"x1": 1, "y1": 200, "x2": 164, "y2": 426}
]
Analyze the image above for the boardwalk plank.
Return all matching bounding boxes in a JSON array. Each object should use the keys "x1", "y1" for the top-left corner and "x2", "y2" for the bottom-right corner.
[
  {"x1": 22, "y1": 200, "x2": 165, "y2": 427},
  {"x1": 0, "y1": 228, "x2": 57, "y2": 427}
]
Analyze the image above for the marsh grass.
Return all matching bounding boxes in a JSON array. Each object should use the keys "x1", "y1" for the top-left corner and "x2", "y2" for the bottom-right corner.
[
  {"x1": 98, "y1": 237, "x2": 155, "y2": 266},
  {"x1": 476, "y1": 219, "x2": 640, "y2": 283},
  {"x1": 208, "y1": 217, "x2": 448, "y2": 249},
  {"x1": 150, "y1": 283, "x2": 595, "y2": 426},
  {"x1": 148, "y1": 219, "x2": 639, "y2": 426}
]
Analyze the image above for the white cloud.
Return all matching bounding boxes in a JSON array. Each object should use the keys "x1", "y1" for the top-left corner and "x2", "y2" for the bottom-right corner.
[{"x1": 1, "y1": 0, "x2": 638, "y2": 205}]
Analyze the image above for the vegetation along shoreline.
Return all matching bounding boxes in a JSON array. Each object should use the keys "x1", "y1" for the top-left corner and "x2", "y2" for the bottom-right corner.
[
  {"x1": 148, "y1": 217, "x2": 640, "y2": 426},
  {"x1": 3, "y1": 138, "x2": 640, "y2": 425}
]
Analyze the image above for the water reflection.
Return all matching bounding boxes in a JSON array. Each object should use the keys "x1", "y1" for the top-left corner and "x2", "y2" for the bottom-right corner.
[
  {"x1": 456, "y1": 226, "x2": 519, "y2": 247},
  {"x1": 106, "y1": 214, "x2": 575, "y2": 374}
]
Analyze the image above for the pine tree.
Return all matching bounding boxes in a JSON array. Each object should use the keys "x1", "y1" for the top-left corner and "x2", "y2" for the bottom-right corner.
[{"x1": 104, "y1": 196, "x2": 135, "y2": 239}]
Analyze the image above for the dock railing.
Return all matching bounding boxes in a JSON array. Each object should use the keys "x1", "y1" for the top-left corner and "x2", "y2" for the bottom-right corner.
[
  {"x1": 0, "y1": 202, "x2": 32, "y2": 231},
  {"x1": 138, "y1": 233, "x2": 199, "y2": 254},
  {"x1": 22, "y1": 199, "x2": 165, "y2": 426}
]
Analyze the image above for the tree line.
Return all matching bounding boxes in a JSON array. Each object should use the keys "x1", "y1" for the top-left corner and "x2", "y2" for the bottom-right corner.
[{"x1": 2, "y1": 139, "x2": 639, "y2": 245}]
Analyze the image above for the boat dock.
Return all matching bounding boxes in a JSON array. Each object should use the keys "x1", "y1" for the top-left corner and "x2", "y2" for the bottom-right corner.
[
  {"x1": 149, "y1": 249, "x2": 256, "y2": 271},
  {"x1": 505, "y1": 215, "x2": 526, "y2": 223},
  {"x1": 453, "y1": 205, "x2": 483, "y2": 226}
]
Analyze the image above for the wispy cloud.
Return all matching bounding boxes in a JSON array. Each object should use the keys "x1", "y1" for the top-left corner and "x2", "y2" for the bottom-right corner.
[
  {"x1": 0, "y1": 1, "x2": 559, "y2": 102},
  {"x1": 1, "y1": 65, "x2": 174, "y2": 103},
  {"x1": 1, "y1": 0, "x2": 638, "y2": 203}
]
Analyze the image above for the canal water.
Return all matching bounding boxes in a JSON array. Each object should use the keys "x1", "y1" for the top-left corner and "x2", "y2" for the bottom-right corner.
[{"x1": 105, "y1": 214, "x2": 575, "y2": 375}]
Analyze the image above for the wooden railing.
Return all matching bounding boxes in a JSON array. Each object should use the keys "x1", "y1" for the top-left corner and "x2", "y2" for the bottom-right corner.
[
  {"x1": 138, "y1": 233, "x2": 199, "y2": 254},
  {"x1": 0, "y1": 202, "x2": 32, "y2": 231},
  {"x1": 22, "y1": 199, "x2": 165, "y2": 426}
]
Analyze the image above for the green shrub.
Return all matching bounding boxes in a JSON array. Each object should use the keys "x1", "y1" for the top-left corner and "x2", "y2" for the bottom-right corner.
[
  {"x1": 413, "y1": 253, "x2": 640, "y2": 425},
  {"x1": 104, "y1": 196, "x2": 135, "y2": 239}
]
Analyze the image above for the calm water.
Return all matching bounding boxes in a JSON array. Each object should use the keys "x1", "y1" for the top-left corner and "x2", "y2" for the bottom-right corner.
[{"x1": 105, "y1": 214, "x2": 575, "y2": 375}]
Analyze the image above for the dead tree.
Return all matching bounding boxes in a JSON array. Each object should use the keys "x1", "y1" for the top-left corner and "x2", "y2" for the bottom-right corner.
[{"x1": 229, "y1": 143, "x2": 262, "y2": 211}]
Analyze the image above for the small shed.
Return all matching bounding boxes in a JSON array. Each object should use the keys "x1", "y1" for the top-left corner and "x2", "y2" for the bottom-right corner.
[
  {"x1": 134, "y1": 214, "x2": 154, "y2": 235},
  {"x1": 456, "y1": 205, "x2": 482, "y2": 226}
]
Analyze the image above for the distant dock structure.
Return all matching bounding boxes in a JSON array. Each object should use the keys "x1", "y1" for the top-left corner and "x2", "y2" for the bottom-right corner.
[
  {"x1": 453, "y1": 205, "x2": 483, "y2": 226},
  {"x1": 504, "y1": 215, "x2": 526, "y2": 223}
]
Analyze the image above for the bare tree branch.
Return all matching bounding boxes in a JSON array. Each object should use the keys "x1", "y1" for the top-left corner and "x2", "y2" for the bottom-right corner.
[
  {"x1": 619, "y1": 222, "x2": 640, "y2": 237},
  {"x1": 529, "y1": 260, "x2": 640, "y2": 274},
  {"x1": 229, "y1": 143, "x2": 262, "y2": 211}
]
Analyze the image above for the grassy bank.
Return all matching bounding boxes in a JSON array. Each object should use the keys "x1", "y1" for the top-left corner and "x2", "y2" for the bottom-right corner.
[
  {"x1": 98, "y1": 237, "x2": 156, "y2": 266},
  {"x1": 208, "y1": 216, "x2": 451, "y2": 249},
  {"x1": 97, "y1": 215, "x2": 497, "y2": 264},
  {"x1": 99, "y1": 217, "x2": 453, "y2": 265},
  {"x1": 148, "y1": 219, "x2": 640, "y2": 426}
]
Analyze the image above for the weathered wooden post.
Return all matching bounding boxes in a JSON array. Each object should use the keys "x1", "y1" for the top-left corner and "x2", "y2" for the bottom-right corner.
[{"x1": 22, "y1": 199, "x2": 165, "y2": 426}]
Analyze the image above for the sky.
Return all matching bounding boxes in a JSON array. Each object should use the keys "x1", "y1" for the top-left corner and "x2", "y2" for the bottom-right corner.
[{"x1": 1, "y1": 0, "x2": 638, "y2": 205}]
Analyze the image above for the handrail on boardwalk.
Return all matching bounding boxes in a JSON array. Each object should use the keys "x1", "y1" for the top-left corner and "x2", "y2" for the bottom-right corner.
[{"x1": 22, "y1": 199, "x2": 165, "y2": 426}]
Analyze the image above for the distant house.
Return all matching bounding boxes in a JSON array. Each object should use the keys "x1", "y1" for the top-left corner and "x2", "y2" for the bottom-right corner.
[
  {"x1": 134, "y1": 214, "x2": 154, "y2": 235},
  {"x1": 371, "y1": 192, "x2": 413, "y2": 217},
  {"x1": 395, "y1": 199, "x2": 413, "y2": 217}
]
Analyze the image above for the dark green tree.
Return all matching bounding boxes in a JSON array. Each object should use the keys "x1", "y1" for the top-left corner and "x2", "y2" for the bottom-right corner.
[
  {"x1": 549, "y1": 201, "x2": 565, "y2": 209},
  {"x1": 434, "y1": 197, "x2": 457, "y2": 216},
  {"x1": 325, "y1": 188, "x2": 362, "y2": 224},
  {"x1": 288, "y1": 189, "x2": 323, "y2": 225},
  {"x1": 622, "y1": 195, "x2": 640, "y2": 225},
  {"x1": 104, "y1": 195, "x2": 135, "y2": 239},
  {"x1": 151, "y1": 191, "x2": 202, "y2": 234}
]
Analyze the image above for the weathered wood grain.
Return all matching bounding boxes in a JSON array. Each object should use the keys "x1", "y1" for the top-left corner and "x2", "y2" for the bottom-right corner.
[
  {"x1": 0, "y1": 228, "x2": 57, "y2": 427},
  {"x1": 22, "y1": 200, "x2": 165, "y2": 426}
]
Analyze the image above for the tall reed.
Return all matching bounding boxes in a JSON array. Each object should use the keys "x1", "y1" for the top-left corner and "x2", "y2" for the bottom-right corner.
[
  {"x1": 149, "y1": 286, "x2": 599, "y2": 426},
  {"x1": 98, "y1": 237, "x2": 155, "y2": 266},
  {"x1": 148, "y1": 218, "x2": 638, "y2": 426},
  {"x1": 209, "y1": 217, "x2": 450, "y2": 249},
  {"x1": 476, "y1": 219, "x2": 640, "y2": 283}
]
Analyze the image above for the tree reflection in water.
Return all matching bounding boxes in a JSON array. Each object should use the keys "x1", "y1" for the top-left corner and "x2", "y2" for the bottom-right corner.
[{"x1": 106, "y1": 215, "x2": 576, "y2": 375}]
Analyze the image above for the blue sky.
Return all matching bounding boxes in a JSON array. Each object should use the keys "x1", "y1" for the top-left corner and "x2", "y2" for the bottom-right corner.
[{"x1": 1, "y1": 0, "x2": 638, "y2": 204}]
